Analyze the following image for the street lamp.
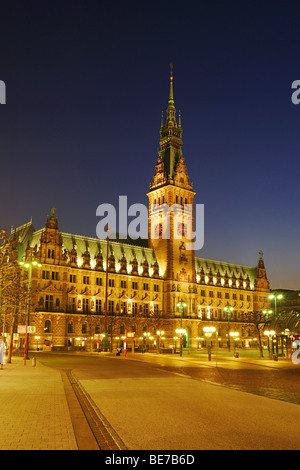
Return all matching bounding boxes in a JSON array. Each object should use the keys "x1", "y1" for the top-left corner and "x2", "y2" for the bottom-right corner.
[
  {"x1": 268, "y1": 293, "x2": 283, "y2": 320},
  {"x1": 224, "y1": 303, "x2": 234, "y2": 351},
  {"x1": 230, "y1": 331, "x2": 239, "y2": 353},
  {"x1": 156, "y1": 330, "x2": 164, "y2": 353},
  {"x1": 203, "y1": 326, "x2": 216, "y2": 361},
  {"x1": 19, "y1": 258, "x2": 42, "y2": 363},
  {"x1": 143, "y1": 331, "x2": 150, "y2": 351},
  {"x1": 175, "y1": 328, "x2": 186, "y2": 357},
  {"x1": 264, "y1": 330, "x2": 275, "y2": 358},
  {"x1": 263, "y1": 309, "x2": 273, "y2": 321},
  {"x1": 176, "y1": 299, "x2": 187, "y2": 357}
]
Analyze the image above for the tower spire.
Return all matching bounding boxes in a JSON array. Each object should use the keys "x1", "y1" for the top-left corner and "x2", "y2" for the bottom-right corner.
[
  {"x1": 169, "y1": 63, "x2": 174, "y2": 105},
  {"x1": 166, "y1": 63, "x2": 177, "y2": 128}
]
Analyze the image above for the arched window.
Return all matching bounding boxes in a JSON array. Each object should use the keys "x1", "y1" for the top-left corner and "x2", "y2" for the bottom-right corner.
[{"x1": 44, "y1": 320, "x2": 52, "y2": 333}]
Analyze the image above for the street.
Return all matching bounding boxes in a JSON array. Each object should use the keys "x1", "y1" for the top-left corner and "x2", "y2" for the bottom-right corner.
[{"x1": 36, "y1": 351, "x2": 300, "y2": 450}]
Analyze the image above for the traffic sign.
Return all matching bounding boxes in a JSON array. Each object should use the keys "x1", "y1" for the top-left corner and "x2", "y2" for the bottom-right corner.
[{"x1": 17, "y1": 325, "x2": 36, "y2": 334}]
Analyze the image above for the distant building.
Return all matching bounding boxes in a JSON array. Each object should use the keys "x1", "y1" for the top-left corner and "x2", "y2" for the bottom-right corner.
[{"x1": 0, "y1": 70, "x2": 271, "y2": 352}]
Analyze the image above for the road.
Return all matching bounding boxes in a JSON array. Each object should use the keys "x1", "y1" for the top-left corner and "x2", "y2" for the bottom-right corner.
[{"x1": 37, "y1": 351, "x2": 300, "y2": 450}]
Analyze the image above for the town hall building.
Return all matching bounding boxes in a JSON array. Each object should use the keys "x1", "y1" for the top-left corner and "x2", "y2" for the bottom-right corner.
[{"x1": 0, "y1": 68, "x2": 271, "y2": 353}]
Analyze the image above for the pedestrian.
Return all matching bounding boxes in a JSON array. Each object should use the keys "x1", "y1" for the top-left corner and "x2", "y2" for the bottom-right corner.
[{"x1": 0, "y1": 339, "x2": 6, "y2": 369}]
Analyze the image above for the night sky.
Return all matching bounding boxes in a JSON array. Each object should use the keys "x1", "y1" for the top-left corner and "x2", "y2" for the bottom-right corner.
[{"x1": 0, "y1": 0, "x2": 300, "y2": 290}]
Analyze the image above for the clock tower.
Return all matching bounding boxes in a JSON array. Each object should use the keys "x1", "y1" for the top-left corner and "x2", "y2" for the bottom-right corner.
[{"x1": 147, "y1": 66, "x2": 196, "y2": 314}]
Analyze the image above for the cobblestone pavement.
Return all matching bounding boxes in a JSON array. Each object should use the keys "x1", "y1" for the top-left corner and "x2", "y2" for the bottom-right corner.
[{"x1": 160, "y1": 365, "x2": 300, "y2": 404}]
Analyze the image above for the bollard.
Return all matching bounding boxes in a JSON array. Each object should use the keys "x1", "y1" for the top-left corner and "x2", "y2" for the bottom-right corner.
[{"x1": 32, "y1": 357, "x2": 36, "y2": 367}]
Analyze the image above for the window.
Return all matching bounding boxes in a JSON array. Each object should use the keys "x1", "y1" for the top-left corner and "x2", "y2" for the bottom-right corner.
[
  {"x1": 132, "y1": 302, "x2": 138, "y2": 316},
  {"x1": 217, "y1": 292, "x2": 222, "y2": 299},
  {"x1": 247, "y1": 295, "x2": 251, "y2": 301},
  {"x1": 69, "y1": 274, "x2": 76, "y2": 283},
  {"x1": 154, "y1": 304, "x2": 159, "y2": 315},
  {"x1": 209, "y1": 291, "x2": 214, "y2": 298},
  {"x1": 154, "y1": 284, "x2": 159, "y2": 292},
  {"x1": 67, "y1": 321, "x2": 74, "y2": 334},
  {"x1": 225, "y1": 292, "x2": 229, "y2": 299},
  {"x1": 44, "y1": 320, "x2": 52, "y2": 333},
  {"x1": 240, "y1": 294, "x2": 244, "y2": 300},
  {"x1": 95, "y1": 299, "x2": 101, "y2": 313},
  {"x1": 109, "y1": 279, "x2": 115, "y2": 287},
  {"x1": 42, "y1": 270, "x2": 50, "y2": 280},
  {"x1": 69, "y1": 297, "x2": 76, "y2": 312},
  {"x1": 201, "y1": 290, "x2": 205, "y2": 297},
  {"x1": 52, "y1": 271, "x2": 59, "y2": 281},
  {"x1": 82, "y1": 322, "x2": 87, "y2": 334},
  {"x1": 121, "y1": 280, "x2": 127, "y2": 288},
  {"x1": 132, "y1": 281, "x2": 138, "y2": 290},
  {"x1": 143, "y1": 283, "x2": 149, "y2": 291},
  {"x1": 83, "y1": 276, "x2": 90, "y2": 285},
  {"x1": 45, "y1": 295, "x2": 53, "y2": 311},
  {"x1": 82, "y1": 298, "x2": 89, "y2": 312},
  {"x1": 47, "y1": 249, "x2": 54, "y2": 259},
  {"x1": 96, "y1": 277, "x2": 102, "y2": 286},
  {"x1": 233, "y1": 293, "x2": 237, "y2": 300},
  {"x1": 121, "y1": 301, "x2": 127, "y2": 314},
  {"x1": 108, "y1": 300, "x2": 114, "y2": 313},
  {"x1": 143, "y1": 303, "x2": 149, "y2": 316}
]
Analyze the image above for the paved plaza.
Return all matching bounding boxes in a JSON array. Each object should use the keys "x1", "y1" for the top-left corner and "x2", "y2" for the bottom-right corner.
[{"x1": 0, "y1": 351, "x2": 299, "y2": 450}]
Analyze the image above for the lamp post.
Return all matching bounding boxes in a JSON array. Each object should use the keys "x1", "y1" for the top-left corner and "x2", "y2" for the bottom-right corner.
[
  {"x1": 230, "y1": 331, "x2": 239, "y2": 353},
  {"x1": 263, "y1": 309, "x2": 273, "y2": 322},
  {"x1": 175, "y1": 328, "x2": 186, "y2": 357},
  {"x1": 102, "y1": 225, "x2": 110, "y2": 352},
  {"x1": 176, "y1": 299, "x2": 187, "y2": 357},
  {"x1": 264, "y1": 330, "x2": 275, "y2": 358},
  {"x1": 19, "y1": 258, "x2": 42, "y2": 363},
  {"x1": 203, "y1": 326, "x2": 216, "y2": 361},
  {"x1": 143, "y1": 331, "x2": 150, "y2": 351},
  {"x1": 268, "y1": 293, "x2": 283, "y2": 320},
  {"x1": 173, "y1": 336, "x2": 178, "y2": 353},
  {"x1": 156, "y1": 330, "x2": 164, "y2": 353},
  {"x1": 224, "y1": 303, "x2": 234, "y2": 351}
]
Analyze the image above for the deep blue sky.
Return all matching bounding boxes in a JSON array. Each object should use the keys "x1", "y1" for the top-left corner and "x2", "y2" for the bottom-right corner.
[{"x1": 0, "y1": 0, "x2": 300, "y2": 290}]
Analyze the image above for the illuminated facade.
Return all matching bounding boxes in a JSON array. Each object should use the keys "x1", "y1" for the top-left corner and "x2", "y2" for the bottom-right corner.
[{"x1": 1, "y1": 70, "x2": 271, "y2": 352}]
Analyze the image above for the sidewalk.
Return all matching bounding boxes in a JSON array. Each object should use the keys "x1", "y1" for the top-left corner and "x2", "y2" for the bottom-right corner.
[
  {"x1": 0, "y1": 350, "x2": 294, "y2": 450},
  {"x1": 0, "y1": 356, "x2": 77, "y2": 450}
]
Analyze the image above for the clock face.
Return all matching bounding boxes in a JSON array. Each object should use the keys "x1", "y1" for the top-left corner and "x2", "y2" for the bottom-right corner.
[
  {"x1": 177, "y1": 223, "x2": 187, "y2": 237},
  {"x1": 154, "y1": 223, "x2": 163, "y2": 238}
]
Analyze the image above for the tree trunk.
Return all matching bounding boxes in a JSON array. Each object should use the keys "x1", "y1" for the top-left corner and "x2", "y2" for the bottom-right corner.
[
  {"x1": 256, "y1": 325, "x2": 264, "y2": 357},
  {"x1": 7, "y1": 315, "x2": 16, "y2": 363}
]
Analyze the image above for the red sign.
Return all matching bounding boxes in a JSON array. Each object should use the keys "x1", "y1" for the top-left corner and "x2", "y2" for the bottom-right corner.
[{"x1": 127, "y1": 332, "x2": 136, "y2": 338}]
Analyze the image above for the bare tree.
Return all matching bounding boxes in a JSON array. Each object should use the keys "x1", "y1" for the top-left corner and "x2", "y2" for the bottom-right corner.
[
  {"x1": 242, "y1": 310, "x2": 269, "y2": 357},
  {"x1": 0, "y1": 256, "x2": 28, "y2": 363}
]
